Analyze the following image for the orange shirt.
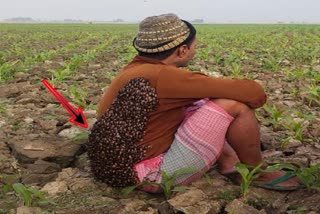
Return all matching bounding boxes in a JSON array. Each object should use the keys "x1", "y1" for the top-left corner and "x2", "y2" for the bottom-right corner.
[{"x1": 98, "y1": 55, "x2": 267, "y2": 159}]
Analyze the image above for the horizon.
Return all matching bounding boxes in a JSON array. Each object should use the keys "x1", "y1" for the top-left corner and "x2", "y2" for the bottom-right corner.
[{"x1": 0, "y1": 0, "x2": 319, "y2": 24}]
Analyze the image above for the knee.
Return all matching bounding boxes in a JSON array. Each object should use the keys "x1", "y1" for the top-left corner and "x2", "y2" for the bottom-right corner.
[{"x1": 211, "y1": 99, "x2": 253, "y2": 117}]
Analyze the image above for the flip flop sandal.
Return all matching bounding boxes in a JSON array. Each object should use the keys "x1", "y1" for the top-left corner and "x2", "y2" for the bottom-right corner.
[{"x1": 251, "y1": 172, "x2": 305, "y2": 191}]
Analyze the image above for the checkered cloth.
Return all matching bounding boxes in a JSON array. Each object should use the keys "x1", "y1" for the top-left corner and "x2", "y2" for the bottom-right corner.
[{"x1": 133, "y1": 99, "x2": 234, "y2": 192}]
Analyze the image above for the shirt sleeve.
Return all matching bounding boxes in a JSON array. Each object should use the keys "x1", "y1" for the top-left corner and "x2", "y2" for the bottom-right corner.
[{"x1": 156, "y1": 67, "x2": 267, "y2": 108}]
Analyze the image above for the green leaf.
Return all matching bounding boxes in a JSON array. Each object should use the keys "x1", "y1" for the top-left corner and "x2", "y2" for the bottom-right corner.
[
  {"x1": 172, "y1": 167, "x2": 197, "y2": 181},
  {"x1": 263, "y1": 163, "x2": 298, "y2": 172},
  {"x1": 29, "y1": 188, "x2": 46, "y2": 201},
  {"x1": 235, "y1": 162, "x2": 249, "y2": 178},
  {"x1": 172, "y1": 186, "x2": 189, "y2": 192},
  {"x1": 72, "y1": 132, "x2": 89, "y2": 142},
  {"x1": 13, "y1": 183, "x2": 32, "y2": 206},
  {"x1": 2, "y1": 184, "x2": 13, "y2": 193},
  {"x1": 121, "y1": 185, "x2": 139, "y2": 197},
  {"x1": 160, "y1": 170, "x2": 170, "y2": 182},
  {"x1": 248, "y1": 163, "x2": 263, "y2": 178}
]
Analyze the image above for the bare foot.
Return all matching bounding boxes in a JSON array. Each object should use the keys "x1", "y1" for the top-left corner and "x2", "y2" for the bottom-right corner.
[{"x1": 218, "y1": 150, "x2": 282, "y2": 175}]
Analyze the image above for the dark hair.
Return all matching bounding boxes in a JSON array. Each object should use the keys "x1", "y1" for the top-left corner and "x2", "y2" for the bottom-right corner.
[{"x1": 137, "y1": 20, "x2": 196, "y2": 60}]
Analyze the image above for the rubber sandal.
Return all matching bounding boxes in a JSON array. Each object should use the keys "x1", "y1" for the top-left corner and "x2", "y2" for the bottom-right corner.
[{"x1": 251, "y1": 172, "x2": 305, "y2": 191}]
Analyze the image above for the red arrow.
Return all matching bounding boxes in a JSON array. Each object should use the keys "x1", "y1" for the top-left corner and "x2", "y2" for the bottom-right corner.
[{"x1": 42, "y1": 79, "x2": 88, "y2": 128}]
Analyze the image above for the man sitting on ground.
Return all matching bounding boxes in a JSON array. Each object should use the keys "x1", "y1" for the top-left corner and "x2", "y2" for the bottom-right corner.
[{"x1": 88, "y1": 13, "x2": 301, "y2": 192}]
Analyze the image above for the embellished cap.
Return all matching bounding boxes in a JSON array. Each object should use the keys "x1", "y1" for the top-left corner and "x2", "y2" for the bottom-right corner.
[{"x1": 133, "y1": 13, "x2": 196, "y2": 53}]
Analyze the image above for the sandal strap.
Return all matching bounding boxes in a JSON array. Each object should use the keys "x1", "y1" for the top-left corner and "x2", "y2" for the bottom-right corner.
[{"x1": 261, "y1": 172, "x2": 296, "y2": 187}]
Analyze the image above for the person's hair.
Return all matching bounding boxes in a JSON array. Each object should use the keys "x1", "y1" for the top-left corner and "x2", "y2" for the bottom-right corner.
[{"x1": 137, "y1": 37, "x2": 195, "y2": 60}]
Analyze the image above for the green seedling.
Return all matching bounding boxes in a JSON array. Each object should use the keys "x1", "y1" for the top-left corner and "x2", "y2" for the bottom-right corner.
[
  {"x1": 42, "y1": 114, "x2": 58, "y2": 120},
  {"x1": 105, "y1": 71, "x2": 116, "y2": 81},
  {"x1": 0, "y1": 104, "x2": 6, "y2": 114},
  {"x1": 2, "y1": 183, "x2": 52, "y2": 207},
  {"x1": 160, "y1": 167, "x2": 197, "y2": 199},
  {"x1": 71, "y1": 132, "x2": 89, "y2": 142},
  {"x1": 262, "y1": 104, "x2": 284, "y2": 128},
  {"x1": 67, "y1": 54, "x2": 86, "y2": 71},
  {"x1": 261, "y1": 55, "x2": 280, "y2": 71},
  {"x1": 197, "y1": 47, "x2": 210, "y2": 60},
  {"x1": 48, "y1": 66, "x2": 72, "y2": 83},
  {"x1": 121, "y1": 46, "x2": 136, "y2": 64},
  {"x1": 282, "y1": 117, "x2": 305, "y2": 141},
  {"x1": 122, "y1": 167, "x2": 196, "y2": 200},
  {"x1": 235, "y1": 162, "x2": 263, "y2": 197},
  {"x1": 230, "y1": 62, "x2": 244, "y2": 78},
  {"x1": 304, "y1": 84, "x2": 320, "y2": 107},
  {"x1": 68, "y1": 84, "x2": 88, "y2": 108},
  {"x1": 0, "y1": 62, "x2": 19, "y2": 82},
  {"x1": 203, "y1": 173, "x2": 214, "y2": 186},
  {"x1": 216, "y1": 189, "x2": 240, "y2": 201}
]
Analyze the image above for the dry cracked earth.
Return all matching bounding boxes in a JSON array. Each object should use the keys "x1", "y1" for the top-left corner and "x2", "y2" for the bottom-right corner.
[{"x1": 0, "y1": 57, "x2": 320, "y2": 214}]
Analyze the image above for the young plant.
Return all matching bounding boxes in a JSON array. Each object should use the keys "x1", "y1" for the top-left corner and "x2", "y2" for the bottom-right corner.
[
  {"x1": 71, "y1": 132, "x2": 89, "y2": 143},
  {"x1": 282, "y1": 117, "x2": 306, "y2": 141},
  {"x1": 235, "y1": 162, "x2": 263, "y2": 197},
  {"x1": 159, "y1": 167, "x2": 196, "y2": 199},
  {"x1": 122, "y1": 167, "x2": 196, "y2": 200},
  {"x1": 230, "y1": 62, "x2": 243, "y2": 78},
  {"x1": 261, "y1": 55, "x2": 280, "y2": 71},
  {"x1": 203, "y1": 173, "x2": 214, "y2": 186},
  {"x1": 48, "y1": 66, "x2": 72, "y2": 84},
  {"x1": 216, "y1": 189, "x2": 240, "y2": 202},
  {"x1": 304, "y1": 83, "x2": 320, "y2": 107},
  {"x1": 68, "y1": 84, "x2": 88, "y2": 108},
  {"x1": 0, "y1": 62, "x2": 19, "y2": 82},
  {"x1": 262, "y1": 104, "x2": 284, "y2": 129},
  {"x1": 2, "y1": 183, "x2": 51, "y2": 207}
]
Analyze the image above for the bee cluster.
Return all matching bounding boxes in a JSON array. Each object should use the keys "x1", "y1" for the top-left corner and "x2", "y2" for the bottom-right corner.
[{"x1": 87, "y1": 78, "x2": 158, "y2": 187}]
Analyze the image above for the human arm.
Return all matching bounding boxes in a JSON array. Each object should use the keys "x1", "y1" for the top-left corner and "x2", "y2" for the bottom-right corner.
[{"x1": 157, "y1": 68, "x2": 266, "y2": 108}]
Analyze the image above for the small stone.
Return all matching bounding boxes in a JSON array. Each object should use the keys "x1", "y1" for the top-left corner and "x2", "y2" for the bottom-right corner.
[
  {"x1": 0, "y1": 173, "x2": 21, "y2": 184},
  {"x1": 281, "y1": 59, "x2": 291, "y2": 66},
  {"x1": 21, "y1": 173, "x2": 58, "y2": 185},
  {"x1": 16, "y1": 206, "x2": 42, "y2": 214},
  {"x1": 56, "y1": 168, "x2": 79, "y2": 181},
  {"x1": 0, "y1": 120, "x2": 5, "y2": 128},
  {"x1": 120, "y1": 199, "x2": 147, "y2": 213},
  {"x1": 286, "y1": 138, "x2": 302, "y2": 149},
  {"x1": 23, "y1": 117, "x2": 34, "y2": 124},
  {"x1": 137, "y1": 207, "x2": 157, "y2": 214},
  {"x1": 14, "y1": 72, "x2": 29, "y2": 79},
  {"x1": 58, "y1": 127, "x2": 82, "y2": 139},
  {"x1": 84, "y1": 109, "x2": 97, "y2": 118},
  {"x1": 8, "y1": 136, "x2": 81, "y2": 167},
  {"x1": 225, "y1": 199, "x2": 265, "y2": 214},
  {"x1": 68, "y1": 178, "x2": 96, "y2": 191},
  {"x1": 41, "y1": 181, "x2": 68, "y2": 195},
  {"x1": 314, "y1": 65, "x2": 320, "y2": 72},
  {"x1": 168, "y1": 189, "x2": 206, "y2": 208},
  {"x1": 283, "y1": 101, "x2": 296, "y2": 108},
  {"x1": 38, "y1": 119, "x2": 58, "y2": 131},
  {"x1": 88, "y1": 64, "x2": 102, "y2": 69}
]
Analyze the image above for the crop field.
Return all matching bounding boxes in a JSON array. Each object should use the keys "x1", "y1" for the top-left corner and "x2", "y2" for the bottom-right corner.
[{"x1": 0, "y1": 23, "x2": 320, "y2": 213}]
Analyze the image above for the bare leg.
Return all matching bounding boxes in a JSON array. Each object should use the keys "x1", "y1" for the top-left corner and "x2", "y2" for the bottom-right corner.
[
  {"x1": 216, "y1": 142, "x2": 239, "y2": 174},
  {"x1": 213, "y1": 99, "x2": 263, "y2": 167},
  {"x1": 212, "y1": 99, "x2": 300, "y2": 188}
]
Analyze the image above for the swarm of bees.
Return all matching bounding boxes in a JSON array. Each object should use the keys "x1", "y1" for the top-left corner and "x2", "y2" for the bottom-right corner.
[{"x1": 87, "y1": 78, "x2": 158, "y2": 187}]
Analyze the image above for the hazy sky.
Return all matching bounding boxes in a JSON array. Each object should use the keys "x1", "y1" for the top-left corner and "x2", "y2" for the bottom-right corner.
[{"x1": 0, "y1": 0, "x2": 319, "y2": 23}]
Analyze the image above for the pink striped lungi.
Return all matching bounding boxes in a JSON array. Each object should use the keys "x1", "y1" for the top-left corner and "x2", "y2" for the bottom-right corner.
[{"x1": 133, "y1": 99, "x2": 234, "y2": 192}]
